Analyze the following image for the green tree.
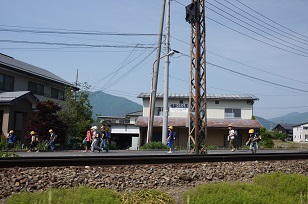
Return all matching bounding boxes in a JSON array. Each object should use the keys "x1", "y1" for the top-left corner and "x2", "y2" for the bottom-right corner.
[
  {"x1": 58, "y1": 83, "x2": 93, "y2": 148},
  {"x1": 259, "y1": 127, "x2": 274, "y2": 148},
  {"x1": 26, "y1": 100, "x2": 66, "y2": 141}
]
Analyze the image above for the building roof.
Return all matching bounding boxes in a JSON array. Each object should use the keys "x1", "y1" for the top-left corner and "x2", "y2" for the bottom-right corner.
[
  {"x1": 135, "y1": 117, "x2": 263, "y2": 129},
  {"x1": 273, "y1": 123, "x2": 296, "y2": 130},
  {"x1": 0, "y1": 91, "x2": 37, "y2": 105},
  {"x1": 137, "y1": 92, "x2": 259, "y2": 100},
  {"x1": 0, "y1": 53, "x2": 76, "y2": 88}
]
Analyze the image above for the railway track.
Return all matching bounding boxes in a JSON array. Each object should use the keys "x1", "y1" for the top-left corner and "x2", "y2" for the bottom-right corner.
[{"x1": 0, "y1": 152, "x2": 307, "y2": 168}]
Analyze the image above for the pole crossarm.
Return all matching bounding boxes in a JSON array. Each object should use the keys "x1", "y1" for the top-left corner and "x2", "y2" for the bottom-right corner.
[{"x1": 187, "y1": 0, "x2": 207, "y2": 154}]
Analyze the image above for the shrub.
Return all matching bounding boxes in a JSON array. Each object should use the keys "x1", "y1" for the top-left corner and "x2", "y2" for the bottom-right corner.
[
  {"x1": 206, "y1": 145, "x2": 219, "y2": 150},
  {"x1": 0, "y1": 135, "x2": 7, "y2": 150},
  {"x1": 36, "y1": 140, "x2": 50, "y2": 151},
  {"x1": 140, "y1": 141, "x2": 168, "y2": 150},
  {"x1": 121, "y1": 189, "x2": 176, "y2": 204},
  {"x1": 0, "y1": 151, "x2": 18, "y2": 157}
]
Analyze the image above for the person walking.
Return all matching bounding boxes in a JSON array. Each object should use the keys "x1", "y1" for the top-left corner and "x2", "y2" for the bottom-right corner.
[
  {"x1": 99, "y1": 126, "x2": 109, "y2": 153},
  {"x1": 6, "y1": 130, "x2": 16, "y2": 149},
  {"x1": 27, "y1": 131, "x2": 39, "y2": 152},
  {"x1": 49, "y1": 129, "x2": 57, "y2": 151},
  {"x1": 91, "y1": 126, "x2": 99, "y2": 152},
  {"x1": 228, "y1": 124, "x2": 236, "y2": 152},
  {"x1": 83, "y1": 129, "x2": 92, "y2": 152},
  {"x1": 247, "y1": 129, "x2": 260, "y2": 153},
  {"x1": 166, "y1": 126, "x2": 176, "y2": 153}
]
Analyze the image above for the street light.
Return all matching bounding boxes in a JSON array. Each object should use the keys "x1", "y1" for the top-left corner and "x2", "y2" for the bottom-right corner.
[{"x1": 147, "y1": 49, "x2": 179, "y2": 143}]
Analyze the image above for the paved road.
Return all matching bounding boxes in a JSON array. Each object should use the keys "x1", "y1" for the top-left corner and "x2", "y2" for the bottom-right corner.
[{"x1": 14, "y1": 149, "x2": 307, "y2": 157}]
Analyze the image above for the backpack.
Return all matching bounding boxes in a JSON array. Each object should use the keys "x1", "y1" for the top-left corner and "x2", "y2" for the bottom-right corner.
[
  {"x1": 105, "y1": 131, "x2": 110, "y2": 139},
  {"x1": 172, "y1": 132, "x2": 176, "y2": 140},
  {"x1": 234, "y1": 130, "x2": 238, "y2": 138},
  {"x1": 97, "y1": 132, "x2": 102, "y2": 139}
]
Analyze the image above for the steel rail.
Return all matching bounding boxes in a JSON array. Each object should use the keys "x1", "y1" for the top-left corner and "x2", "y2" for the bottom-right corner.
[{"x1": 0, "y1": 152, "x2": 307, "y2": 168}]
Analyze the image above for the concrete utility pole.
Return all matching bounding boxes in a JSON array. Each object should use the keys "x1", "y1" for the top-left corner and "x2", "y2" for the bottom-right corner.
[
  {"x1": 147, "y1": 0, "x2": 166, "y2": 143},
  {"x1": 162, "y1": 0, "x2": 171, "y2": 144},
  {"x1": 185, "y1": 0, "x2": 207, "y2": 154}
]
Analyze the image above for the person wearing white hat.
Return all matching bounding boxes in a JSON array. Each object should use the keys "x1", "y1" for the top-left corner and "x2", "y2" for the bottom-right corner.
[{"x1": 227, "y1": 124, "x2": 236, "y2": 152}]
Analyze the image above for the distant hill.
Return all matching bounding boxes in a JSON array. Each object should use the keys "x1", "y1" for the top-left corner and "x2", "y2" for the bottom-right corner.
[
  {"x1": 256, "y1": 112, "x2": 308, "y2": 130},
  {"x1": 89, "y1": 91, "x2": 142, "y2": 118},
  {"x1": 267, "y1": 112, "x2": 308, "y2": 124},
  {"x1": 255, "y1": 116, "x2": 276, "y2": 130}
]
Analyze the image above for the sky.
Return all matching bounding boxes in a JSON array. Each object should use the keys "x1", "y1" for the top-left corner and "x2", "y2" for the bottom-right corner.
[{"x1": 1, "y1": 0, "x2": 308, "y2": 119}]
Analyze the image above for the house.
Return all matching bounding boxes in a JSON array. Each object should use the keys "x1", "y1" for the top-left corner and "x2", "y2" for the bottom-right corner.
[
  {"x1": 135, "y1": 93, "x2": 263, "y2": 148},
  {"x1": 292, "y1": 122, "x2": 308, "y2": 142},
  {"x1": 272, "y1": 123, "x2": 295, "y2": 141},
  {"x1": 97, "y1": 110, "x2": 142, "y2": 150},
  {"x1": 0, "y1": 53, "x2": 77, "y2": 143}
]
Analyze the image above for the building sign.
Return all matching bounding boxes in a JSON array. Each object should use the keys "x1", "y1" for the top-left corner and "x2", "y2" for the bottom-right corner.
[{"x1": 170, "y1": 103, "x2": 188, "y2": 112}]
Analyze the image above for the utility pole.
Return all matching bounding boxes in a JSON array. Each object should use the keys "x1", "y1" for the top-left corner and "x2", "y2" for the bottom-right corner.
[
  {"x1": 147, "y1": 0, "x2": 166, "y2": 143},
  {"x1": 162, "y1": 0, "x2": 171, "y2": 144},
  {"x1": 185, "y1": 0, "x2": 207, "y2": 154}
]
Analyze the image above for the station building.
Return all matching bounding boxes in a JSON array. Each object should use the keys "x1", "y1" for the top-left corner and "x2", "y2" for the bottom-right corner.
[{"x1": 135, "y1": 92, "x2": 263, "y2": 148}]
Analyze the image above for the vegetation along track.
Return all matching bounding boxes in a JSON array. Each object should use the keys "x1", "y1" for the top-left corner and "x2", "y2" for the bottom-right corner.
[{"x1": 0, "y1": 152, "x2": 307, "y2": 168}]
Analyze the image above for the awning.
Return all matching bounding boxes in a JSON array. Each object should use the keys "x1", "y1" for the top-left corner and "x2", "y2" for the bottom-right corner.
[{"x1": 135, "y1": 116, "x2": 263, "y2": 129}]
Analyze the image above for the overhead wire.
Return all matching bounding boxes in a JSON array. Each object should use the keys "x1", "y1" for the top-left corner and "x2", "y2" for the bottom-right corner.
[
  {"x1": 206, "y1": 5, "x2": 308, "y2": 56},
  {"x1": 212, "y1": 0, "x2": 308, "y2": 46},
  {"x1": 234, "y1": 0, "x2": 308, "y2": 40},
  {"x1": 171, "y1": 36, "x2": 308, "y2": 85}
]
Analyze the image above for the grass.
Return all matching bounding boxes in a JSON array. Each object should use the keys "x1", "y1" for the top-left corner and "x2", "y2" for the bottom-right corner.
[
  {"x1": 183, "y1": 172, "x2": 308, "y2": 204},
  {"x1": 5, "y1": 173, "x2": 307, "y2": 204},
  {"x1": 6, "y1": 186, "x2": 122, "y2": 204},
  {"x1": 273, "y1": 140, "x2": 308, "y2": 150},
  {"x1": 121, "y1": 189, "x2": 176, "y2": 204}
]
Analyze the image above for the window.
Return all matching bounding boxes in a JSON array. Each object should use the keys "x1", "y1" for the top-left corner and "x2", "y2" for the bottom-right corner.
[
  {"x1": 215, "y1": 100, "x2": 219, "y2": 104},
  {"x1": 225, "y1": 108, "x2": 241, "y2": 118},
  {"x1": 0, "y1": 73, "x2": 14, "y2": 91},
  {"x1": 51, "y1": 88, "x2": 64, "y2": 100},
  {"x1": 303, "y1": 127, "x2": 308, "y2": 130},
  {"x1": 179, "y1": 100, "x2": 183, "y2": 104},
  {"x1": 28, "y1": 81, "x2": 44, "y2": 95}
]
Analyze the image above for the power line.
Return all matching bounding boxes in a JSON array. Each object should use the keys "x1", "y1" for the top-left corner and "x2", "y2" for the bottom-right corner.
[
  {"x1": 212, "y1": 0, "x2": 308, "y2": 45},
  {"x1": 206, "y1": 62, "x2": 308, "y2": 93},
  {"x1": 206, "y1": 5, "x2": 308, "y2": 56},
  {"x1": 206, "y1": 16, "x2": 308, "y2": 57},
  {"x1": 171, "y1": 36, "x2": 308, "y2": 85},
  {"x1": 0, "y1": 27, "x2": 159, "y2": 36},
  {"x1": 0, "y1": 39, "x2": 156, "y2": 49},
  {"x1": 234, "y1": 0, "x2": 308, "y2": 40}
]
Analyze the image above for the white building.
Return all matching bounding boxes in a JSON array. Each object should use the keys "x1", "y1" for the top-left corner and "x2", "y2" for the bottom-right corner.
[
  {"x1": 292, "y1": 122, "x2": 308, "y2": 142},
  {"x1": 97, "y1": 111, "x2": 142, "y2": 150},
  {"x1": 135, "y1": 93, "x2": 263, "y2": 148}
]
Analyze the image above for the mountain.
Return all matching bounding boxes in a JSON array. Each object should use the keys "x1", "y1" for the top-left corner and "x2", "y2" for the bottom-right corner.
[
  {"x1": 268, "y1": 112, "x2": 308, "y2": 124},
  {"x1": 89, "y1": 91, "x2": 142, "y2": 118},
  {"x1": 255, "y1": 116, "x2": 276, "y2": 130},
  {"x1": 256, "y1": 112, "x2": 308, "y2": 130}
]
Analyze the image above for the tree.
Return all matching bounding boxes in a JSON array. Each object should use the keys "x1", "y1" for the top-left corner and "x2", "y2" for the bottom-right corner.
[
  {"x1": 58, "y1": 83, "x2": 93, "y2": 148},
  {"x1": 26, "y1": 100, "x2": 66, "y2": 141}
]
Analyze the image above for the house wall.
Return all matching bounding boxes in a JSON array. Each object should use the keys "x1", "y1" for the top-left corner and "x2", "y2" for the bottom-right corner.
[
  {"x1": 293, "y1": 124, "x2": 308, "y2": 142},
  {"x1": 0, "y1": 68, "x2": 66, "y2": 100},
  {"x1": 142, "y1": 98, "x2": 254, "y2": 119}
]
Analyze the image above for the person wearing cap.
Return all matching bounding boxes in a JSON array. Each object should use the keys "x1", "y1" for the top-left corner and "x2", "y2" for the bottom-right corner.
[
  {"x1": 90, "y1": 126, "x2": 99, "y2": 153},
  {"x1": 228, "y1": 124, "x2": 236, "y2": 152},
  {"x1": 83, "y1": 129, "x2": 92, "y2": 152},
  {"x1": 49, "y1": 129, "x2": 57, "y2": 151},
  {"x1": 28, "y1": 131, "x2": 39, "y2": 153},
  {"x1": 99, "y1": 126, "x2": 109, "y2": 153},
  {"x1": 166, "y1": 126, "x2": 176, "y2": 153},
  {"x1": 6, "y1": 130, "x2": 16, "y2": 149},
  {"x1": 247, "y1": 129, "x2": 260, "y2": 153}
]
